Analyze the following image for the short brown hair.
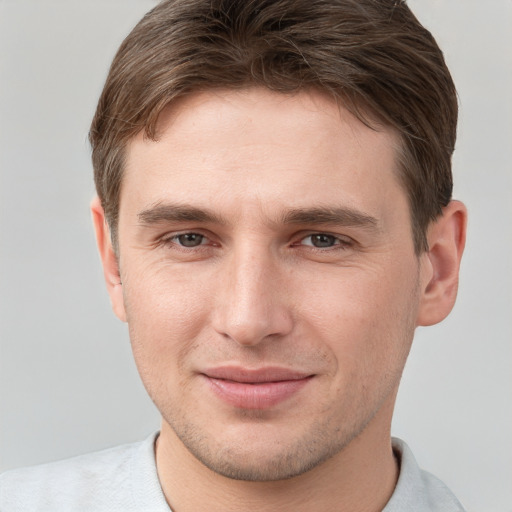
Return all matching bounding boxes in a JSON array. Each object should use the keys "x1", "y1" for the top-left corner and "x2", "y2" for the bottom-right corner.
[{"x1": 90, "y1": 0, "x2": 457, "y2": 253}]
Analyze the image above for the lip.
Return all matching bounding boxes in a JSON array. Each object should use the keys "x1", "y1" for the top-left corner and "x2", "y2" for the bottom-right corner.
[{"x1": 201, "y1": 366, "x2": 314, "y2": 409}]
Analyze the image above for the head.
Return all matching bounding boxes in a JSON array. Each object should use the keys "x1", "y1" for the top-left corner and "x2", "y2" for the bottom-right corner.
[{"x1": 90, "y1": 0, "x2": 466, "y2": 482}]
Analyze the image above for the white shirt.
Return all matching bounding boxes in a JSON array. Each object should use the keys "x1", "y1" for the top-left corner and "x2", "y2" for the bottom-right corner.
[{"x1": 0, "y1": 433, "x2": 466, "y2": 511}]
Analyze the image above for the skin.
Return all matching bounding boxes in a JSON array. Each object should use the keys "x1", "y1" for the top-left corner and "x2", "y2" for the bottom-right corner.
[{"x1": 92, "y1": 88, "x2": 466, "y2": 511}]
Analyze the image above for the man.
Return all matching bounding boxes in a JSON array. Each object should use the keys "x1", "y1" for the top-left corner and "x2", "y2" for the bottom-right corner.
[{"x1": 0, "y1": 0, "x2": 467, "y2": 510}]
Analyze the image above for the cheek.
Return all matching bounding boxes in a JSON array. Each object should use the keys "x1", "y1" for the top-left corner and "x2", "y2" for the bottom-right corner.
[
  {"x1": 124, "y1": 260, "x2": 210, "y2": 329},
  {"x1": 296, "y1": 262, "x2": 419, "y2": 377},
  {"x1": 121, "y1": 265, "x2": 213, "y2": 382}
]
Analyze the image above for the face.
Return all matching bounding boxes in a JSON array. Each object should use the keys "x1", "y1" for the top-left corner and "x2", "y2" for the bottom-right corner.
[{"x1": 110, "y1": 88, "x2": 431, "y2": 480}]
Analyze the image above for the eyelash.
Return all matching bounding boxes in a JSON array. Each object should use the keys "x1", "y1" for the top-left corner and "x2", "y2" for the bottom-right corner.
[
  {"x1": 160, "y1": 232, "x2": 213, "y2": 251},
  {"x1": 159, "y1": 231, "x2": 353, "y2": 251},
  {"x1": 296, "y1": 233, "x2": 352, "y2": 250}
]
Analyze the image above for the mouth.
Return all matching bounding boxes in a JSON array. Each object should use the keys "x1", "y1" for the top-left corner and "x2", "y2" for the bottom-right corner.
[{"x1": 201, "y1": 366, "x2": 315, "y2": 410}]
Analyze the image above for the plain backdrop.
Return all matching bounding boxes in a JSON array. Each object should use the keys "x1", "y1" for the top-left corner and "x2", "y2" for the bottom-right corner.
[{"x1": 0, "y1": 1, "x2": 511, "y2": 511}]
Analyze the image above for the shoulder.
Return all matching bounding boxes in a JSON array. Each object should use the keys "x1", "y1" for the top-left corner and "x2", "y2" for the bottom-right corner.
[
  {"x1": 384, "y1": 437, "x2": 466, "y2": 512},
  {"x1": 0, "y1": 433, "x2": 162, "y2": 512}
]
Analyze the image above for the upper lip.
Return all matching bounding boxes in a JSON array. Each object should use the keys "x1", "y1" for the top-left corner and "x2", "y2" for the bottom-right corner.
[{"x1": 202, "y1": 366, "x2": 313, "y2": 383}]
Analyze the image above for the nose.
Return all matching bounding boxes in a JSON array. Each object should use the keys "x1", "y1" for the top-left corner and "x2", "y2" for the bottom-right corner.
[{"x1": 211, "y1": 244, "x2": 294, "y2": 346}]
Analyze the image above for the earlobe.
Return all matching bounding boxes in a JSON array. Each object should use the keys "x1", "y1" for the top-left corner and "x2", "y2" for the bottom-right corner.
[
  {"x1": 417, "y1": 200, "x2": 467, "y2": 327},
  {"x1": 90, "y1": 196, "x2": 127, "y2": 323}
]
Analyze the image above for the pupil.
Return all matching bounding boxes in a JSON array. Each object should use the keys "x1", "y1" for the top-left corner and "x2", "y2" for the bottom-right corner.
[
  {"x1": 178, "y1": 233, "x2": 203, "y2": 247},
  {"x1": 312, "y1": 234, "x2": 335, "y2": 247}
]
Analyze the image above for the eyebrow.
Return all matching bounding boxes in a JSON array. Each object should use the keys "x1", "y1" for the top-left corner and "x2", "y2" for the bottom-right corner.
[
  {"x1": 137, "y1": 202, "x2": 379, "y2": 230},
  {"x1": 281, "y1": 207, "x2": 379, "y2": 229},
  {"x1": 138, "y1": 203, "x2": 226, "y2": 225}
]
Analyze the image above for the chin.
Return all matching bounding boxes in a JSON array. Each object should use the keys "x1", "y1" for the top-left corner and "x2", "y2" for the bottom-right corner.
[
  {"x1": 168, "y1": 415, "x2": 363, "y2": 482},
  {"x1": 190, "y1": 444, "x2": 331, "y2": 482}
]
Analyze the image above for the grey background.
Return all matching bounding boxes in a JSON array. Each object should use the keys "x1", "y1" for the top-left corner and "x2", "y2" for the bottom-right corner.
[{"x1": 1, "y1": 1, "x2": 511, "y2": 511}]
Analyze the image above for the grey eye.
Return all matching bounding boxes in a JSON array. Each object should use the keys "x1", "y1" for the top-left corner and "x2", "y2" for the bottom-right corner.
[
  {"x1": 176, "y1": 233, "x2": 205, "y2": 247},
  {"x1": 311, "y1": 234, "x2": 336, "y2": 247},
  {"x1": 302, "y1": 234, "x2": 338, "y2": 248}
]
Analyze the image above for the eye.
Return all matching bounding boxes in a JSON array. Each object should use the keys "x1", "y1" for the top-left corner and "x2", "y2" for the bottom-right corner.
[
  {"x1": 300, "y1": 233, "x2": 343, "y2": 248},
  {"x1": 172, "y1": 233, "x2": 207, "y2": 248}
]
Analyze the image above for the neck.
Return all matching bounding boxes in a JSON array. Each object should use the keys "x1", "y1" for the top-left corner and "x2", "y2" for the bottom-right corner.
[{"x1": 155, "y1": 402, "x2": 398, "y2": 512}]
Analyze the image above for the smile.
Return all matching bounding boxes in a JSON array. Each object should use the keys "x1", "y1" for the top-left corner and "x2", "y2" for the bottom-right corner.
[{"x1": 201, "y1": 367, "x2": 314, "y2": 410}]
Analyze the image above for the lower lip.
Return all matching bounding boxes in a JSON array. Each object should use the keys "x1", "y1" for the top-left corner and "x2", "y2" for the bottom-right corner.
[{"x1": 204, "y1": 375, "x2": 313, "y2": 409}]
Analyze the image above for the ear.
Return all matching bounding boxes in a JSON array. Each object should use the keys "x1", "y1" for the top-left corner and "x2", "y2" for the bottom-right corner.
[
  {"x1": 91, "y1": 196, "x2": 127, "y2": 322},
  {"x1": 417, "y1": 200, "x2": 467, "y2": 326}
]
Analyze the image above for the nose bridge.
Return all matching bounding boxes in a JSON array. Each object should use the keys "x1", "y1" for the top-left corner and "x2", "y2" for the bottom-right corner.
[{"x1": 213, "y1": 238, "x2": 292, "y2": 346}]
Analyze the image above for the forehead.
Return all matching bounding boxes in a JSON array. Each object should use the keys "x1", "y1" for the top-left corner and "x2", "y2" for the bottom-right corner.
[{"x1": 122, "y1": 88, "x2": 404, "y2": 224}]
